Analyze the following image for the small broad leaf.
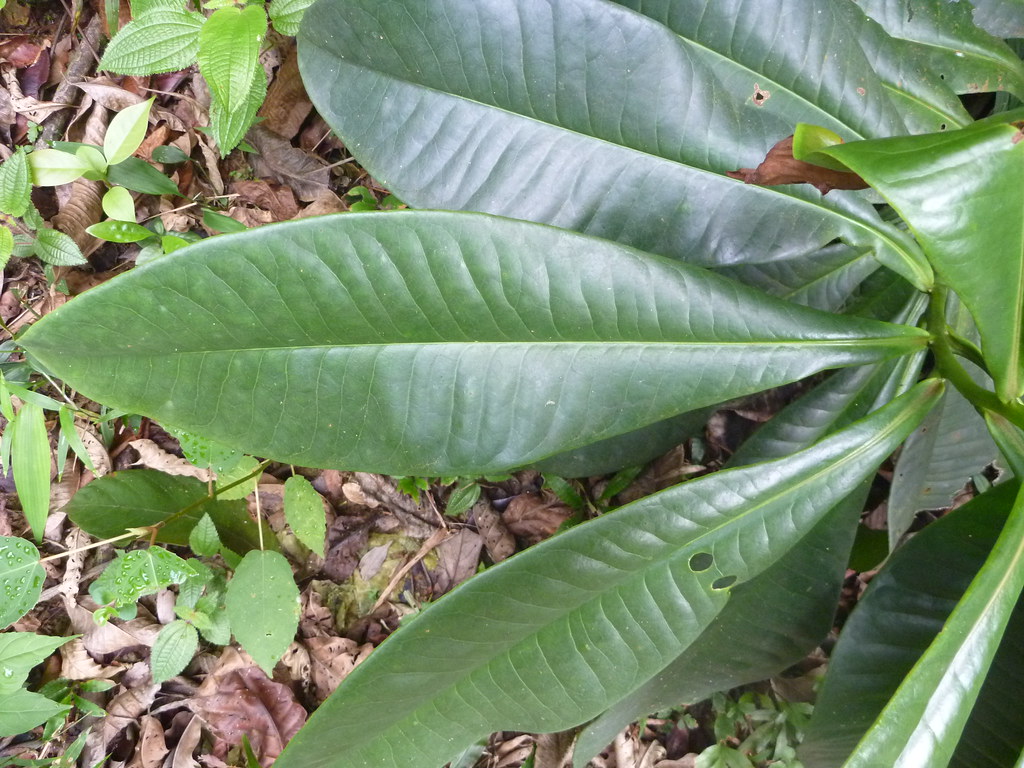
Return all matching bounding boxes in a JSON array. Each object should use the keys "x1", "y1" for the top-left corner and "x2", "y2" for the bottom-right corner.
[
  {"x1": 268, "y1": 0, "x2": 314, "y2": 36},
  {"x1": 101, "y1": 186, "x2": 136, "y2": 221},
  {"x1": 101, "y1": 8, "x2": 205, "y2": 75},
  {"x1": 27, "y1": 149, "x2": 89, "y2": 186},
  {"x1": 214, "y1": 455, "x2": 260, "y2": 501},
  {"x1": 33, "y1": 228, "x2": 87, "y2": 266},
  {"x1": 89, "y1": 548, "x2": 200, "y2": 608},
  {"x1": 0, "y1": 688, "x2": 70, "y2": 738},
  {"x1": 0, "y1": 633, "x2": 74, "y2": 695},
  {"x1": 150, "y1": 619, "x2": 199, "y2": 683},
  {"x1": 202, "y1": 208, "x2": 248, "y2": 233},
  {"x1": 19, "y1": 212, "x2": 930, "y2": 477},
  {"x1": 66, "y1": 470, "x2": 273, "y2": 554},
  {"x1": 104, "y1": 97, "x2": 154, "y2": 166},
  {"x1": 11, "y1": 404, "x2": 51, "y2": 542},
  {"x1": 445, "y1": 482, "x2": 481, "y2": 518},
  {"x1": 0, "y1": 227, "x2": 12, "y2": 268},
  {"x1": 225, "y1": 550, "x2": 299, "y2": 675},
  {"x1": 0, "y1": 150, "x2": 31, "y2": 216},
  {"x1": 0, "y1": 537, "x2": 45, "y2": 628},
  {"x1": 188, "y1": 513, "x2": 222, "y2": 557},
  {"x1": 75, "y1": 145, "x2": 108, "y2": 177},
  {"x1": 199, "y1": 6, "x2": 266, "y2": 114},
  {"x1": 106, "y1": 156, "x2": 179, "y2": 195},
  {"x1": 86, "y1": 220, "x2": 154, "y2": 243},
  {"x1": 274, "y1": 381, "x2": 942, "y2": 768},
  {"x1": 172, "y1": 428, "x2": 243, "y2": 473},
  {"x1": 283, "y1": 475, "x2": 326, "y2": 557}
]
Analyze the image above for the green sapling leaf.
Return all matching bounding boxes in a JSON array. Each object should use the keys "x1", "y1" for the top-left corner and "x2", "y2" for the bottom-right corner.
[
  {"x1": 150, "y1": 619, "x2": 199, "y2": 683},
  {"x1": 209, "y1": 68, "x2": 266, "y2": 156},
  {"x1": 100, "y1": 8, "x2": 205, "y2": 75},
  {"x1": 101, "y1": 186, "x2": 136, "y2": 221},
  {"x1": 0, "y1": 536, "x2": 45, "y2": 628},
  {"x1": 86, "y1": 220, "x2": 154, "y2": 243},
  {"x1": 215, "y1": 455, "x2": 260, "y2": 501},
  {"x1": 0, "y1": 633, "x2": 74, "y2": 695},
  {"x1": 0, "y1": 150, "x2": 31, "y2": 216},
  {"x1": 202, "y1": 208, "x2": 248, "y2": 233},
  {"x1": 173, "y1": 428, "x2": 243, "y2": 473},
  {"x1": 189, "y1": 513, "x2": 222, "y2": 557},
  {"x1": 225, "y1": 550, "x2": 299, "y2": 675},
  {"x1": 106, "y1": 157, "x2": 179, "y2": 196},
  {"x1": 104, "y1": 98, "x2": 155, "y2": 166},
  {"x1": 283, "y1": 475, "x2": 326, "y2": 557},
  {"x1": 0, "y1": 688, "x2": 70, "y2": 737},
  {"x1": 445, "y1": 482, "x2": 481, "y2": 518},
  {"x1": 0, "y1": 227, "x2": 12, "y2": 269},
  {"x1": 33, "y1": 228, "x2": 87, "y2": 266},
  {"x1": 27, "y1": 149, "x2": 90, "y2": 186},
  {"x1": 89, "y1": 548, "x2": 200, "y2": 609},
  {"x1": 75, "y1": 145, "x2": 108, "y2": 178},
  {"x1": 11, "y1": 403, "x2": 51, "y2": 542},
  {"x1": 268, "y1": 0, "x2": 315, "y2": 36},
  {"x1": 199, "y1": 5, "x2": 266, "y2": 114}
]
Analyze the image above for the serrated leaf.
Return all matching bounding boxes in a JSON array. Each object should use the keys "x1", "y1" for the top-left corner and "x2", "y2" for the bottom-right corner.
[
  {"x1": 66, "y1": 470, "x2": 274, "y2": 554},
  {"x1": 297, "y1": 0, "x2": 936, "y2": 289},
  {"x1": 106, "y1": 156, "x2": 179, "y2": 195},
  {"x1": 0, "y1": 537, "x2": 43, "y2": 629},
  {"x1": 0, "y1": 150, "x2": 31, "y2": 216},
  {"x1": 101, "y1": 186, "x2": 136, "y2": 222},
  {"x1": 283, "y1": 475, "x2": 325, "y2": 557},
  {"x1": 199, "y1": 5, "x2": 265, "y2": 113},
  {"x1": 0, "y1": 227, "x2": 12, "y2": 267},
  {"x1": 215, "y1": 455, "x2": 260, "y2": 501},
  {"x1": 27, "y1": 149, "x2": 89, "y2": 186},
  {"x1": 269, "y1": 0, "x2": 313, "y2": 36},
  {"x1": 150, "y1": 620, "x2": 199, "y2": 683},
  {"x1": 19, "y1": 212, "x2": 930, "y2": 477},
  {"x1": 189, "y1": 513, "x2": 222, "y2": 557},
  {"x1": 445, "y1": 482, "x2": 480, "y2": 518},
  {"x1": 101, "y1": 8, "x2": 205, "y2": 75},
  {"x1": 172, "y1": 428, "x2": 243, "y2": 473},
  {"x1": 225, "y1": 550, "x2": 299, "y2": 675},
  {"x1": 0, "y1": 633, "x2": 74, "y2": 695},
  {"x1": 89, "y1": 548, "x2": 199, "y2": 608},
  {"x1": 86, "y1": 220, "x2": 154, "y2": 243},
  {"x1": 209, "y1": 67, "x2": 266, "y2": 156},
  {"x1": 0, "y1": 688, "x2": 70, "y2": 737},
  {"x1": 11, "y1": 404, "x2": 51, "y2": 542},
  {"x1": 104, "y1": 97, "x2": 154, "y2": 166},
  {"x1": 274, "y1": 382, "x2": 942, "y2": 768},
  {"x1": 33, "y1": 228, "x2": 87, "y2": 266}
]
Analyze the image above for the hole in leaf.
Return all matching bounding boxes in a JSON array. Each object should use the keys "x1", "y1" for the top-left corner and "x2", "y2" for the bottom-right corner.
[
  {"x1": 689, "y1": 552, "x2": 714, "y2": 572},
  {"x1": 711, "y1": 575, "x2": 737, "y2": 590},
  {"x1": 939, "y1": 123, "x2": 947, "y2": 130}
]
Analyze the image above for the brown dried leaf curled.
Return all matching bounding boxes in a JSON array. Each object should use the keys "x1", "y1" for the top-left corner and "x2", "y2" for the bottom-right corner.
[{"x1": 728, "y1": 135, "x2": 867, "y2": 194}]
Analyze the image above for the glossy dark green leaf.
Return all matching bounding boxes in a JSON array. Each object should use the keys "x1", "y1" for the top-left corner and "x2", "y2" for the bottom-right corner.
[
  {"x1": 106, "y1": 157, "x2": 179, "y2": 196},
  {"x1": 20, "y1": 213, "x2": 929, "y2": 476},
  {"x1": 297, "y1": 0, "x2": 931, "y2": 288},
  {"x1": 817, "y1": 120, "x2": 1024, "y2": 401},
  {"x1": 65, "y1": 470, "x2": 273, "y2": 554},
  {"x1": 275, "y1": 381, "x2": 941, "y2": 768},
  {"x1": 0, "y1": 537, "x2": 44, "y2": 629},
  {"x1": 801, "y1": 481, "x2": 1024, "y2": 768}
]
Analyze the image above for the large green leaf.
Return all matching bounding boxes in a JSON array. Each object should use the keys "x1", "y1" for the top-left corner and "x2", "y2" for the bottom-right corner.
[
  {"x1": 800, "y1": 481, "x2": 1024, "y2": 768},
  {"x1": 276, "y1": 382, "x2": 940, "y2": 768},
  {"x1": 19, "y1": 213, "x2": 929, "y2": 476},
  {"x1": 297, "y1": 0, "x2": 931, "y2": 288},
  {"x1": 816, "y1": 120, "x2": 1024, "y2": 401}
]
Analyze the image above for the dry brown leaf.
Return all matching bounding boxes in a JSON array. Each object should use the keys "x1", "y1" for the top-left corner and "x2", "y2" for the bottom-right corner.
[
  {"x1": 0, "y1": 36, "x2": 46, "y2": 68},
  {"x1": 136, "y1": 122, "x2": 171, "y2": 163},
  {"x1": 128, "y1": 715, "x2": 168, "y2": 768},
  {"x1": 247, "y1": 125, "x2": 329, "y2": 201},
  {"x1": 60, "y1": 637, "x2": 122, "y2": 680},
  {"x1": 223, "y1": 205, "x2": 273, "y2": 229},
  {"x1": 503, "y1": 492, "x2": 572, "y2": 545},
  {"x1": 230, "y1": 179, "x2": 299, "y2": 220},
  {"x1": 431, "y1": 528, "x2": 483, "y2": 594},
  {"x1": 305, "y1": 636, "x2": 372, "y2": 703},
  {"x1": 295, "y1": 188, "x2": 346, "y2": 218},
  {"x1": 170, "y1": 713, "x2": 204, "y2": 768},
  {"x1": 75, "y1": 80, "x2": 146, "y2": 112},
  {"x1": 53, "y1": 177, "x2": 104, "y2": 254},
  {"x1": 349, "y1": 472, "x2": 437, "y2": 537},
  {"x1": 189, "y1": 666, "x2": 307, "y2": 766},
  {"x1": 258, "y1": 44, "x2": 312, "y2": 140},
  {"x1": 95, "y1": 684, "x2": 161, "y2": 760},
  {"x1": 727, "y1": 135, "x2": 867, "y2": 194},
  {"x1": 128, "y1": 439, "x2": 213, "y2": 481},
  {"x1": 535, "y1": 731, "x2": 575, "y2": 768},
  {"x1": 472, "y1": 502, "x2": 516, "y2": 562}
]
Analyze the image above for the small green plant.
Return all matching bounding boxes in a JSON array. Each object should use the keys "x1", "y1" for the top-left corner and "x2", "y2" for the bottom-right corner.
[{"x1": 99, "y1": 0, "x2": 312, "y2": 155}]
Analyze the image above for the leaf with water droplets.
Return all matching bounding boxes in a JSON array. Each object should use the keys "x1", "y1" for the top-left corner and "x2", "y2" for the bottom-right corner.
[
  {"x1": 0, "y1": 537, "x2": 44, "y2": 629},
  {"x1": 89, "y1": 548, "x2": 200, "y2": 608}
]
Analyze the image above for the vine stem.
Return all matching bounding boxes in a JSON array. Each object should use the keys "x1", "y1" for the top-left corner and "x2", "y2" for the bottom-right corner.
[
  {"x1": 39, "y1": 531, "x2": 137, "y2": 563},
  {"x1": 928, "y1": 286, "x2": 1024, "y2": 430}
]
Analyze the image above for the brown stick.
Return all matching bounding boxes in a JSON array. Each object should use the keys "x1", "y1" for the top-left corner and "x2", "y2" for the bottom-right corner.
[{"x1": 38, "y1": 14, "x2": 104, "y2": 145}]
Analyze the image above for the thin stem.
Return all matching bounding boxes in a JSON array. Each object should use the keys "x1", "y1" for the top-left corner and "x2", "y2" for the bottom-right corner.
[
  {"x1": 929, "y1": 287, "x2": 1024, "y2": 430},
  {"x1": 39, "y1": 531, "x2": 137, "y2": 563}
]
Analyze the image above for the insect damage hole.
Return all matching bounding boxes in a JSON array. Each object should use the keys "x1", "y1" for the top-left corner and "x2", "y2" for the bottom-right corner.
[
  {"x1": 711, "y1": 575, "x2": 737, "y2": 590},
  {"x1": 689, "y1": 552, "x2": 714, "y2": 572}
]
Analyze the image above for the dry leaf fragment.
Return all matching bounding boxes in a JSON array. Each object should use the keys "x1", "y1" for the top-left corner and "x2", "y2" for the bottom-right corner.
[
  {"x1": 258, "y1": 44, "x2": 312, "y2": 140},
  {"x1": 247, "y1": 125, "x2": 330, "y2": 202},
  {"x1": 189, "y1": 666, "x2": 307, "y2": 766},
  {"x1": 128, "y1": 438, "x2": 213, "y2": 481},
  {"x1": 431, "y1": 528, "x2": 483, "y2": 594},
  {"x1": 305, "y1": 636, "x2": 373, "y2": 702},
  {"x1": 128, "y1": 715, "x2": 168, "y2": 768},
  {"x1": 727, "y1": 135, "x2": 867, "y2": 194},
  {"x1": 503, "y1": 492, "x2": 573, "y2": 545},
  {"x1": 0, "y1": 36, "x2": 46, "y2": 68},
  {"x1": 473, "y1": 502, "x2": 516, "y2": 562}
]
